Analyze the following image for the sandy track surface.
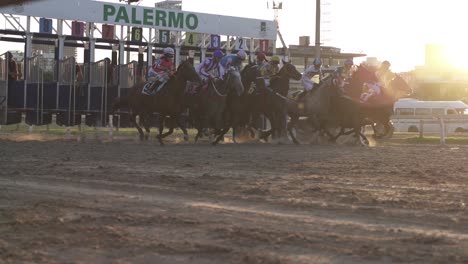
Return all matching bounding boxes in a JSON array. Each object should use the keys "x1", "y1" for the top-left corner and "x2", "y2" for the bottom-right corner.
[{"x1": 1, "y1": 138, "x2": 468, "y2": 263}]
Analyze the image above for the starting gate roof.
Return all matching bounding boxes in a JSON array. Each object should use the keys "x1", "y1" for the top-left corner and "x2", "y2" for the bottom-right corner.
[{"x1": 0, "y1": 0, "x2": 277, "y2": 40}]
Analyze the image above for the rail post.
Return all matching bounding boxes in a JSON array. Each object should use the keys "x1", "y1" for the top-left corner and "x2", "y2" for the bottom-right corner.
[
  {"x1": 419, "y1": 119, "x2": 424, "y2": 138},
  {"x1": 108, "y1": 114, "x2": 113, "y2": 141},
  {"x1": 439, "y1": 117, "x2": 446, "y2": 145}
]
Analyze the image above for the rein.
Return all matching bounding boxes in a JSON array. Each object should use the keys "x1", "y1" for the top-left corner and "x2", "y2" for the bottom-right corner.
[{"x1": 210, "y1": 79, "x2": 227, "y2": 97}]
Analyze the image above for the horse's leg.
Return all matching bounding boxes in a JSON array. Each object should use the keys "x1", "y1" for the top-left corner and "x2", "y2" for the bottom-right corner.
[
  {"x1": 212, "y1": 127, "x2": 229, "y2": 145},
  {"x1": 132, "y1": 114, "x2": 145, "y2": 141},
  {"x1": 176, "y1": 114, "x2": 190, "y2": 141},
  {"x1": 156, "y1": 116, "x2": 164, "y2": 138},
  {"x1": 325, "y1": 126, "x2": 344, "y2": 143},
  {"x1": 194, "y1": 127, "x2": 203, "y2": 142},
  {"x1": 287, "y1": 115, "x2": 300, "y2": 145},
  {"x1": 159, "y1": 115, "x2": 176, "y2": 139},
  {"x1": 140, "y1": 114, "x2": 151, "y2": 140}
]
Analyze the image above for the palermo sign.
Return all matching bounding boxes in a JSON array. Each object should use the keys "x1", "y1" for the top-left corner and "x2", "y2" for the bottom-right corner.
[
  {"x1": 103, "y1": 4, "x2": 198, "y2": 30},
  {"x1": 0, "y1": 0, "x2": 277, "y2": 40}
]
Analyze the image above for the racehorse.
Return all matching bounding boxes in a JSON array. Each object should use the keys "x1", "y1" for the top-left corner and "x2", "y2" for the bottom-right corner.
[
  {"x1": 186, "y1": 67, "x2": 244, "y2": 144},
  {"x1": 240, "y1": 62, "x2": 293, "y2": 142},
  {"x1": 288, "y1": 65, "x2": 412, "y2": 145},
  {"x1": 112, "y1": 60, "x2": 201, "y2": 144},
  {"x1": 252, "y1": 61, "x2": 303, "y2": 141}
]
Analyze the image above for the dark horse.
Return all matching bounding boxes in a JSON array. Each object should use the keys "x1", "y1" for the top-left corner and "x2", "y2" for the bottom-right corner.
[
  {"x1": 242, "y1": 61, "x2": 302, "y2": 142},
  {"x1": 288, "y1": 65, "x2": 412, "y2": 145},
  {"x1": 345, "y1": 66, "x2": 412, "y2": 139},
  {"x1": 185, "y1": 67, "x2": 244, "y2": 144},
  {"x1": 112, "y1": 60, "x2": 201, "y2": 144}
]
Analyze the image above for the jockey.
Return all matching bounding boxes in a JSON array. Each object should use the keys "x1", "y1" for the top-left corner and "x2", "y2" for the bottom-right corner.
[
  {"x1": 300, "y1": 58, "x2": 323, "y2": 97},
  {"x1": 259, "y1": 55, "x2": 281, "y2": 87},
  {"x1": 339, "y1": 58, "x2": 356, "y2": 89},
  {"x1": 147, "y1": 47, "x2": 175, "y2": 92},
  {"x1": 196, "y1": 49, "x2": 224, "y2": 82},
  {"x1": 267, "y1": 55, "x2": 281, "y2": 76},
  {"x1": 256, "y1": 52, "x2": 268, "y2": 66},
  {"x1": 219, "y1": 50, "x2": 247, "y2": 78},
  {"x1": 376, "y1": 60, "x2": 395, "y2": 89},
  {"x1": 360, "y1": 81, "x2": 382, "y2": 103}
]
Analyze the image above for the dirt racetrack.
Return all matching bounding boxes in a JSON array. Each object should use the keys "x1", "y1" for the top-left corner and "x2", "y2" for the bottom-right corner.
[{"x1": 1, "y1": 135, "x2": 468, "y2": 264}]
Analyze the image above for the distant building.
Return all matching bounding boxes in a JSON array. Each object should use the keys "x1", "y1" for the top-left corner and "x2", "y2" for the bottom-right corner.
[
  {"x1": 286, "y1": 44, "x2": 365, "y2": 72},
  {"x1": 412, "y1": 44, "x2": 468, "y2": 100}
]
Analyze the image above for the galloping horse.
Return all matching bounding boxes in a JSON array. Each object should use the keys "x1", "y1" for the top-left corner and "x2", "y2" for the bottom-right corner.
[
  {"x1": 288, "y1": 65, "x2": 412, "y2": 145},
  {"x1": 186, "y1": 67, "x2": 244, "y2": 144},
  {"x1": 241, "y1": 61, "x2": 302, "y2": 142},
  {"x1": 112, "y1": 60, "x2": 201, "y2": 144},
  {"x1": 241, "y1": 63, "x2": 287, "y2": 142}
]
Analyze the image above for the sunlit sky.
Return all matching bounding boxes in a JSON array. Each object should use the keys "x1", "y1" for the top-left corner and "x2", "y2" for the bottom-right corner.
[{"x1": 1, "y1": 0, "x2": 468, "y2": 72}]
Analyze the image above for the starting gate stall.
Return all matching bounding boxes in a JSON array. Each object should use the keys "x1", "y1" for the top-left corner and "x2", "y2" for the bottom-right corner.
[
  {"x1": 56, "y1": 56, "x2": 80, "y2": 126},
  {"x1": 114, "y1": 60, "x2": 138, "y2": 128},
  {"x1": 81, "y1": 58, "x2": 110, "y2": 127},
  {"x1": 24, "y1": 55, "x2": 56, "y2": 126},
  {"x1": 0, "y1": 52, "x2": 23, "y2": 125}
]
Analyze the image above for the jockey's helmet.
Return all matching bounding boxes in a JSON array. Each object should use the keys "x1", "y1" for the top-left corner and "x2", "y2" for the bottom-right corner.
[
  {"x1": 312, "y1": 58, "x2": 322, "y2": 66},
  {"x1": 163, "y1": 47, "x2": 175, "y2": 57},
  {"x1": 213, "y1": 49, "x2": 224, "y2": 58},
  {"x1": 256, "y1": 52, "x2": 266, "y2": 61},
  {"x1": 344, "y1": 59, "x2": 353, "y2": 66},
  {"x1": 270, "y1": 55, "x2": 280, "y2": 63},
  {"x1": 237, "y1": 50, "x2": 247, "y2": 60},
  {"x1": 381, "y1": 60, "x2": 391, "y2": 68}
]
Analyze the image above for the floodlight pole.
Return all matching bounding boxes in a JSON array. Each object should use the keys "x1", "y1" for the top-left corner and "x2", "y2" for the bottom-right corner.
[{"x1": 315, "y1": 0, "x2": 321, "y2": 59}]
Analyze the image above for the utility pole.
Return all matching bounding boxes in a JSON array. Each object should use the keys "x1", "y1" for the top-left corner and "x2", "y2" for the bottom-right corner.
[
  {"x1": 268, "y1": 1, "x2": 287, "y2": 56},
  {"x1": 315, "y1": 0, "x2": 321, "y2": 59}
]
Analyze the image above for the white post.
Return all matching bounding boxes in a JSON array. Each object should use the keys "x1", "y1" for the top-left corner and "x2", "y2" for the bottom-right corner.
[
  {"x1": 108, "y1": 114, "x2": 114, "y2": 141},
  {"x1": 65, "y1": 127, "x2": 71, "y2": 139},
  {"x1": 419, "y1": 119, "x2": 424, "y2": 138},
  {"x1": 79, "y1": 114, "x2": 85, "y2": 142},
  {"x1": 28, "y1": 125, "x2": 33, "y2": 134},
  {"x1": 439, "y1": 117, "x2": 446, "y2": 145}
]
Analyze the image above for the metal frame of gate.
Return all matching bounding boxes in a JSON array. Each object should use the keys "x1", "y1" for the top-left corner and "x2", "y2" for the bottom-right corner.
[
  {"x1": 83, "y1": 58, "x2": 109, "y2": 127},
  {"x1": 24, "y1": 54, "x2": 45, "y2": 125},
  {"x1": 0, "y1": 53, "x2": 7, "y2": 125},
  {"x1": 113, "y1": 60, "x2": 137, "y2": 128},
  {"x1": 56, "y1": 56, "x2": 77, "y2": 126}
]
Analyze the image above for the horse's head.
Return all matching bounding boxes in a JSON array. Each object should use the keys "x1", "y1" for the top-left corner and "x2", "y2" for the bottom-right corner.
[
  {"x1": 389, "y1": 74, "x2": 412, "y2": 96},
  {"x1": 241, "y1": 62, "x2": 262, "y2": 90},
  {"x1": 277, "y1": 62, "x2": 302, "y2": 81},
  {"x1": 176, "y1": 60, "x2": 201, "y2": 84},
  {"x1": 224, "y1": 67, "x2": 244, "y2": 96}
]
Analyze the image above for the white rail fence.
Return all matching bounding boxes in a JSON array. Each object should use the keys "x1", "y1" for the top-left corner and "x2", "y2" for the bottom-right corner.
[{"x1": 392, "y1": 115, "x2": 468, "y2": 144}]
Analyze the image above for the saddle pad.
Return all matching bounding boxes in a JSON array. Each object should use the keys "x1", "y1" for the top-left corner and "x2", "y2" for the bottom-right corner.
[{"x1": 141, "y1": 82, "x2": 155, "y2": 96}]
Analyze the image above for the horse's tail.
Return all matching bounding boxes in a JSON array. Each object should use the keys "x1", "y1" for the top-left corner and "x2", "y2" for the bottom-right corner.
[{"x1": 111, "y1": 96, "x2": 129, "y2": 113}]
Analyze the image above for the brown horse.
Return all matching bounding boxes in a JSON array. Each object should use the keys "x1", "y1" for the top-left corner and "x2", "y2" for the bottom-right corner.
[{"x1": 112, "y1": 60, "x2": 201, "y2": 144}]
